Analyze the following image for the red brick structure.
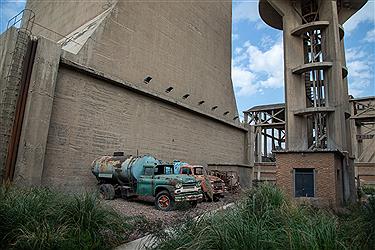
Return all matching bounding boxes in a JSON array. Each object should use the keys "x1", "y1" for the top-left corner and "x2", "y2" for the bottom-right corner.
[{"x1": 276, "y1": 150, "x2": 348, "y2": 208}]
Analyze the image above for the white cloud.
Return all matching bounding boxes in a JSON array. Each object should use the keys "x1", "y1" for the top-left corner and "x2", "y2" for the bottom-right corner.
[
  {"x1": 232, "y1": 1, "x2": 259, "y2": 23},
  {"x1": 232, "y1": 66, "x2": 259, "y2": 96},
  {"x1": 232, "y1": 33, "x2": 239, "y2": 41},
  {"x1": 346, "y1": 47, "x2": 374, "y2": 97},
  {"x1": 344, "y1": 2, "x2": 375, "y2": 34},
  {"x1": 364, "y1": 28, "x2": 375, "y2": 42},
  {"x1": 232, "y1": 37, "x2": 284, "y2": 96}
]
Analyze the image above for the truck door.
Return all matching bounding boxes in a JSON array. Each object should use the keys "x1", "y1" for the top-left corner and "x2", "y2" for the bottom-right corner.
[{"x1": 137, "y1": 166, "x2": 154, "y2": 196}]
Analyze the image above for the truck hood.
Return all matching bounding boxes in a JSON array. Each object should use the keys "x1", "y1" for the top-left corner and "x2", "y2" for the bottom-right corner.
[{"x1": 154, "y1": 174, "x2": 197, "y2": 184}]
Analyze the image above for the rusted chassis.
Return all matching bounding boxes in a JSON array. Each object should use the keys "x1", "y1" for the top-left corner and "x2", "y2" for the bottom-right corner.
[{"x1": 105, "y1": 183, "x2": 203, "y2": 206}]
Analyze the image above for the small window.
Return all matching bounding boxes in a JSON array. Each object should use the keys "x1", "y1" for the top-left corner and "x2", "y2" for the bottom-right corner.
[
  {"x1": 198, "y1": 100, "x2": 205, "y2": 105},
  {"x1": 144, "y1": 167, "x2": 154, "y2": 176},
  {"x1": 194, "y1": 167, "x2": 204, "y2": 175},
  {"x1": 165, "y1": 87, "x2": 173, "y2": 93},
  {"x1": 182, "y1": 94, "x2": 190, "y2": 99},
  {"x1": 181, "y1": 168, "x2": 192, "y2": 175},
  {"x1": 211, "y1": 106, "x2": 218, "y2": 110},
  {"x1": 223, "y1": 111, "x2": 229, "y2": 116},
  {"x1": 294, "y1": 168, "x2": 314, "y2": 197}
]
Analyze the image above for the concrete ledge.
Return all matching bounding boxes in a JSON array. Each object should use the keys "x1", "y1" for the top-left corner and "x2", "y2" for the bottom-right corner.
[
  {"x1": 294, "y1": 106, "x2": 335, "y2": 116},
  {"x1": 274, "y1": 149, "x2": 347, "y2": 158},
  {"x1": 60, "y1": 58, "x2": 247, "y2": 132},
  {"x1": 207, "y1": 163, "x2": 252, "y2": 169},
  {"x1": 292, "y1": 62, "x2": 333, "y2": 75},
  {"x1": 291, "y1": 21, "x2": 330, "y2": 36}
]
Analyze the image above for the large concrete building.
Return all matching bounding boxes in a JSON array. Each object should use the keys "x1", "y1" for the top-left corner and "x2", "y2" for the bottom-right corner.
[
  {"x1": 256, "y1": 0, "x2": 368, "y2": 207},
  {"x1": 0, "y1": 0, "x2": 253, "y2": 191}
]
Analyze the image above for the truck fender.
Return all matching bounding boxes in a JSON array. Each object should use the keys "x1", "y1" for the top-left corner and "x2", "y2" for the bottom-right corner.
[{"x1": 154, "y1": 185, "x2": 174, "y2": 197}]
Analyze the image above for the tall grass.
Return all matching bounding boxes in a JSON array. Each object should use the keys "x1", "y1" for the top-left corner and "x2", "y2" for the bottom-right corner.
[
  {"x1": 0, "y1": 186, "x2": 140, "y2": 249},
  {"x1": 153, "y1": 184, "x2": 374, "y2": 250}
]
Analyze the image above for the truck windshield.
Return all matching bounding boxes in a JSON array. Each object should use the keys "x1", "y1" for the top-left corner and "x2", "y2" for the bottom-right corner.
[
  {"x1": 181, "y1": 168, "x2": 192, "y2": 175},
  {"x1": 194, "y1": 167, "x2": 204, "y2": 175},
  {"x1": 155, "y1": 165, "x2": 174, "y2": 175}
]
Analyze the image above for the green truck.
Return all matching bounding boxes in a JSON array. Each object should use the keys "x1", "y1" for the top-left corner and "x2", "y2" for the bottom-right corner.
[{"x1": 91, "y1": 153, "x2": 203, "y2": 211}]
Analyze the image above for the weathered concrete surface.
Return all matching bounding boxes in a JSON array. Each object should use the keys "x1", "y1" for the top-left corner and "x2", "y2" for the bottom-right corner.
[
  {"x1": 42, "y1": 66, "x2": 247, "y2": 191},
  {"x1": 0, "y1": 28, "x2": 29, "y2": 182},
  {"x1": 0, "y1": 28, "x2": 18, "y2": 181},
  {"x1": 26, "y1": 0, "x2": 239, "y2": 122},
  {"x1": 13, "y1": 37, "x2": 60, "y2": 186}
]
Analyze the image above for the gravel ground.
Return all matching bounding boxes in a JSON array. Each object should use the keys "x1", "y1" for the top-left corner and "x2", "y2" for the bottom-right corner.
[{"x1": 103, "y1": 192, "x2": 241, "y2": 241}]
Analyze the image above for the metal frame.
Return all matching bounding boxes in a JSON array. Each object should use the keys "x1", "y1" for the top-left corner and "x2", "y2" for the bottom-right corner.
[{"x1": 244, "y1": 104, "x2": 285, "y2": 163}]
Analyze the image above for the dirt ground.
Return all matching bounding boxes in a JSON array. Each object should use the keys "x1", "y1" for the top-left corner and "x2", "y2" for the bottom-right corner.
[{"x1": 104, "y1": 192, "x2": 241, "y2": 241}]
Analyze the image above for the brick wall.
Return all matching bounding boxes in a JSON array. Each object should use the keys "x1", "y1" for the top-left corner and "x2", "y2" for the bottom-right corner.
[{"x1": 276, "y1": 152, "x2": 343, "y2": 208}]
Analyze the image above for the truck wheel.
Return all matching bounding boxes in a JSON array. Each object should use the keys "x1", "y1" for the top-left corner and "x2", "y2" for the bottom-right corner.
[
  {"x1": 99, "y1": 184, "x2": 115, "y2": 200},
  {"x1": 155, "y1": 191, "x2": 174, "y2": 211},
  {"x1": 213, "y1": 195, "x2": 220, "y2": 202},
  {"x1": 190, "y1": 201, "x2": 198, "y2": 208}
]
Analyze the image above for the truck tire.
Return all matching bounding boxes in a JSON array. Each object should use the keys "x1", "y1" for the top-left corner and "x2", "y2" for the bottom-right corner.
[
  {"x1": 213, "y1": 195, "x2": 220, "y2": 202},
  {"x1": 190, "y1": 200, "x2": 198, "y2": 208},
  {"x1": 155, "y1": 191, "x2": 174, "y2": 211},
  {"x1": 99, "y1": 184, "x2": 115, "y2": 200}
]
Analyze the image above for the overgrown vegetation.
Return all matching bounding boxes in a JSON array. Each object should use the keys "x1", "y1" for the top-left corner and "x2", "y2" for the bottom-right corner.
[
  {"x1": 153, "y1": 184, "x2": 375, "y2": 250},
  {"x1": 360, "y1": 185, "x2": 375, "y2": 196},
  {"x1": 0, "y1": 186, "x2": 146, "y2": 250}
]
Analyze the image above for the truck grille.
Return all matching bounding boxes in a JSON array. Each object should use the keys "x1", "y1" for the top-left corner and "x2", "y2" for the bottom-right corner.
[{"x1": 182, "y1": 184, "x2": 196, "y2": 190}]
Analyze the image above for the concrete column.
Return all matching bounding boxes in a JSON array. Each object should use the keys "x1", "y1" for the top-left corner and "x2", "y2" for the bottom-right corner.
[
  {"x1": 13, "y1": 37, "x2": 60, "y2": 186},
  {"x1": 320, "y1": 0, "x2": 349, "y2": 151},
  {"x1": 0, "y1": 28, "x2": 19, "y2": 182}
]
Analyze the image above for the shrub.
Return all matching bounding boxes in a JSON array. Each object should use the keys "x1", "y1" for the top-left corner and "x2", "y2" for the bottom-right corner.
[
  {"x1": 153, "y1": 183, "x2": 368, "y2": 250},
  {"x1": 0, "y1": 187, "x2": 136, "y2": 250},
  {"x1": 361, "y1": 185, "x2": 375, "y2": 196}
]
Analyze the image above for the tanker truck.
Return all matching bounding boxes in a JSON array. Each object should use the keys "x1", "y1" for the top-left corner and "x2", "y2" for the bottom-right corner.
[{"x1": 91, "y1": 153, "x2": 203, "y2": 211}]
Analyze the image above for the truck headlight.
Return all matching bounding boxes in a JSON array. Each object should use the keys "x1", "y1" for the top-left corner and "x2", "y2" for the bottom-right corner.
[{"x1": 175, "y1": 183, "x2": 182, "y2": 189}]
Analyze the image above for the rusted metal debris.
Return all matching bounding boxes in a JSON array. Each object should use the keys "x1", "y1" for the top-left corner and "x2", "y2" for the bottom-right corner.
[{"x1": 209, "y1": 170, "x2": 241, "y2": 193}]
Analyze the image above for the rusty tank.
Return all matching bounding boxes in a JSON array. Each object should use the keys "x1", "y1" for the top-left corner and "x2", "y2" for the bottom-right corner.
[{"x1": 91, "y1": 153, "x2": 161, "y2": 184}]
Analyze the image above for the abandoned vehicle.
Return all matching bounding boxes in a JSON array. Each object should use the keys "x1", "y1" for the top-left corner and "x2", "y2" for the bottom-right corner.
[
  {"x1": 91, "y1": 153, "x2": 203, "y2": 211},
  {"x1": 177, "y1": 164, "x2": 225, "y2": 202}
]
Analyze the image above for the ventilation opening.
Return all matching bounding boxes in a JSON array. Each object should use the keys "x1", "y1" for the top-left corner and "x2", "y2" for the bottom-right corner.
[
  {"x1": 198, "y1": 100, "x2": 205, "y2": 105},
  {"x1": 165, "y1": 87, "x2": 173, "y2": 93},
  {"x1": 113, "y1": 152, "x2": 124, "y2": 156},
  {"x1": 223, "y1": 111, "x2": 229, "y2": 116},
  {"x1": 211, "y1": 106, "x2": 218, "y2": 110},
  {"x1": 233, "y1": 116, "x2": 239, "y2": 120},
  {"x1": 182, "y1": 94, "x2": 190, "y2": 99},
  {"x1": 144, "y1": 76, "x2": 152, "y2": 84}
]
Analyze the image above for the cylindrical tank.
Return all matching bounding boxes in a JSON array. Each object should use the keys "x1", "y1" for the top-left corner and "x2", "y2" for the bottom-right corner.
[{"x1": 91, "y1": 154, "x2": 161, "y2": 184}]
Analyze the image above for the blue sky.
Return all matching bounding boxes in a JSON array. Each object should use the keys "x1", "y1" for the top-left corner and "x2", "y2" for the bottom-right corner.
[{"x1": 1, "y1": 0, "x2": 374, "y2": 116}]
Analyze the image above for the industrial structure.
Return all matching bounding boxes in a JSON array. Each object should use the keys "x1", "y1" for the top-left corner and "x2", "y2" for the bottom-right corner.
[
  {"x1": 256, "y1": 0, "x2": 368, "y2": 207},
  {"x1": 0, "y1": 0, "x2": 373, "y2": 209},
  {"x1": 0, "y1": 0, "x2": 253, "y2": 191},
  {"x1": 244, "y1": 96, "x2": 375, "y2": 187}
]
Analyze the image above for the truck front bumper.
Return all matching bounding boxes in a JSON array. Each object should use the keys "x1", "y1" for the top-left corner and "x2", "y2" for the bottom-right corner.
[{"x1": 174, "y1": 193, "x2": 203, "y2": 202}]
